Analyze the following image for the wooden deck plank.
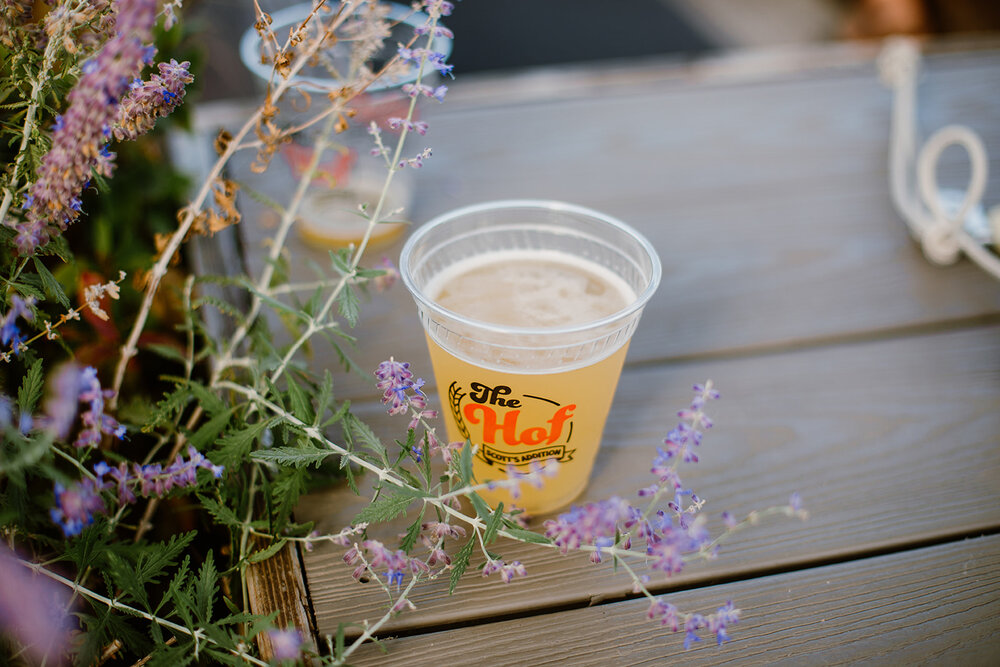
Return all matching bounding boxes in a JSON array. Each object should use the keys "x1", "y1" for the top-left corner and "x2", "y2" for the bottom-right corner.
[
  {"x1": 225, "y1": 49, "x2": 1000, "y2": 400},
  {"x1": 298, "y1": 324, "x2": 1000, "y2": 637},
  {"x1": 342, "y1": 534, "x2": 1000, "y2": 666}
]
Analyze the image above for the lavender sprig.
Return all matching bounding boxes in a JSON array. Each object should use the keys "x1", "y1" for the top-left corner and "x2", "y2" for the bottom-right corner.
[
  {"x1": 112, "y1": 58, "x2": 194, "y2": 141},
  {"x1": 50, "y1": 446, "x2": 223, "y2": 537},
  {"x1": 16, "y1": 0, "x2": 157, "y2": 253}
]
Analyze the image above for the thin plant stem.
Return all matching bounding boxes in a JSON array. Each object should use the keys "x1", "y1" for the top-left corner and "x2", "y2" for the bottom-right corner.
[
  {"x1": 16, "y1": 558, "x2": 270, "y2": 666},
  {"x1": 110, "y1": 0, "x2": 361, "y2": 403}
]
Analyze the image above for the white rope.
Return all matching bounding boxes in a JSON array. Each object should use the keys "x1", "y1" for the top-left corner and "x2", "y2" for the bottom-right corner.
[{"x1": 878, "y1": 37, "x2": 1000, "y2": 280}]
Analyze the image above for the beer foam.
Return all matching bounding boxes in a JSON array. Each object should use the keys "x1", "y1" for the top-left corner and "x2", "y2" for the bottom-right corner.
[{"x1": 425, "y1": 249, "x2": 636, "y2": 328}]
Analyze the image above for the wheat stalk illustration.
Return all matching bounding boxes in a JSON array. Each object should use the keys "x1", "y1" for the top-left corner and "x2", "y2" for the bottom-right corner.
[{"x1": 448, "y1": 381, "x2": 470, "y2": 440}]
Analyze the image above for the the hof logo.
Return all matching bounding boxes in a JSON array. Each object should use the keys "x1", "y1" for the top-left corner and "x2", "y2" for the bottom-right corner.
[{"x1": 447, "y1": 381, "x2": 576, "y2": 467}]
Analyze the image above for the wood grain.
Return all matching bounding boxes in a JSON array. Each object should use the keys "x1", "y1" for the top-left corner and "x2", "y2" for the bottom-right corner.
[
  {"x1": 224, "y1": 47, "x2": 1000, "y2": 401},
  {"x1": 245, "y1": 540, "x2": 315, "y2": 659},
  {"x1": 177, "y1": 40, "x2": 1000, "y2": 657},
  {"x1": 299, "y1": 324, "x2": 1000, "y2": 638},
  {"x1": 341, "y1": 534, "x2": 1000, "y2": 666}
]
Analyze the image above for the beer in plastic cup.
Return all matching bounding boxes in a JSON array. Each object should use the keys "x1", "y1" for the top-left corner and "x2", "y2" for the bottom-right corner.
[{"x1": 400, "y1": 200, "x2": 661, "y2": 514}]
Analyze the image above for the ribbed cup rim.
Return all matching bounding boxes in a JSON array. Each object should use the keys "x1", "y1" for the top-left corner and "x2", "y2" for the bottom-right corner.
[{"x1": 399, "y1": 199, "x2": 662, "y2": 337}]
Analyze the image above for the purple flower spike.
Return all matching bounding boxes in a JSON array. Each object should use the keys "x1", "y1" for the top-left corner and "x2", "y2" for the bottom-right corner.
[
  {"x1": 0, "y1": 295, "x2": 35, "y2": 353},
  {"x1": 73, "y1": 366, "x2": 122, "y2": 448},
  {"x1": 16, "y1": 0, "x2": 158, "y2": 253},
  {"x1": 50, "y1": 479, "x2": 106, "y2": 537},
  {"x1": 375, "y1": 358, "x2": 427, "y2": 416},
  {"x1": 543, "y1": 496, "x2": 639, "y2": 554},
  {"x1": 706, "y1": 600, "x2": 741, "y2": 645},
  {"x1": 113, "y1": 59, "x2": 193, "y2": 141}
]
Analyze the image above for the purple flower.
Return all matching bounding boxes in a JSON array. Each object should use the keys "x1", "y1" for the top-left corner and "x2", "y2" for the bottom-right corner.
[
  {"x1": 356, "y1": 540, "x2": 429, "y2": 588},
  {"x1": 112, "y1": 59, "x2": 193, "y2": 141},
  {"x1": 268, "y1": 629, "x2": 302, "y2": 661},
  {"x1": 374, "y1": 358, "x2": 428, "y2": 415},
  {"x1": 790, "y1": 492, "x2": 803, "y2": 511},
  {"x1": 647, "y1": 598, "x2": 680, "y2": 631},
  {"x1": 386, "y1": 117, "x2": 429, "y2": 136},
  {"x1": 395, "y1": 46, "x2": 451, "y2": 77},
  {"x1": 683, "y1": 613, "x2": 706, "y2": 649},
  {"x1": 43, "y1": 363, "x2": 84, "y2": 439},
  {"x1": 50, "y1": 478, "x2": 106, "y2": 536},
  {"x1": 52, "y1": 447, "x2": 223, "y2": 536},
  {"x1": 424, "y1": 0, "x2": 454, "y2": 17},
  {"x1": 397, "y1": 147, "x2": 433, "y2": 169},
  {"x1": 373, "y1": 256, "x2": 399, "y2": 292},
  {"x1": 16, "y1": 0, "x2": 157, "y2": 253},
  {"x1": 414, "y1": 24, "x2": 454, "y2": 39},
  {"x1": 0, "y1": 546, "x2": 73, "y2": 664},
  {"x1": 543, "y1": 496, "x2": 639, "y2": 554},
  {"x1": 422, "y1": 521, "x2": 466, "y2": 541},
  {"x1": 706, "y1": 600, "x2": 741, "y2": 645},
  {"x1": 74, "y1": 366, "x2": 124, "y2": 447},
  {"x1": 402, "y1": 82, "x2": 448, "y2": 101},
  {"x1": 0, "y1": 295, "x2": 35, "y2": 352},
  {"x1": 481, "y1": 559, "x2": 527, "y2": 583}
]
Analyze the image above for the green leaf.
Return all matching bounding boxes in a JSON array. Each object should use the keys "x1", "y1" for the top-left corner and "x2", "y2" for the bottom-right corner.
[
  {"x1": 144, "y1": 342, "x2": 188, "y2": 364},
  {"x1": 399, "y1": 507, "x2": 426, "y2": 553},
  {"x1": 458, "y1": 440, "x2": 475, "y2": 487},
  {"x1": 313, "y1": 372, "x2": 337, "y2": 426},
  {"x1": 32, "y1": 256, "x2": 70, "y2": 307},
  {"x1": 185, "y1": 381, "x2": 226, "y2": 417},
  {"x1": 353, "y1": 486, "x2": 424, "y2": 525},
  {"x1": 328, "y1": 248, "x2": 352, "y2": 275},
  {"x1": 337, "y1": 285, "x2": 360, "y2": 327},
  {"x1": 251, "y1": 445, "x2": 331, "y2": 469},
  {"x1": 343, "y1": 457, "x2": 359, "y2": 495},
  {"x1": 335, "y1": 624, "x2": 346, "y2": 659},
  {"x1": 323, "y1": 398, "x2": 351, "y2": 428},
  {"x1": 449, "y1": 536, "x2": 476, "y2": 594},
  {"x1": 156, "y1": 554, "x2": 191, "y2": 616},
  {"x1": 468, "y1": 492, "x2": 492, "y2": 522},
  {"x1": 213, "y1": 420, "x2": 272, "y2": 468},
  {"x1": 284, "y1": 374, "x2": 314, "y2": 424},
  {"x1": 107, "y1": 552, "x2": 149, "y2": 610},
  {"x1": 198, "y1": 494, "x2": 243, "y2": 528},
  {"x1": 192, "y1": 293, "x2": 249, "y2": 323},
  {"x1": 482, "y1": 502, "x2": 505, "y2": 545},
  {"x1": 65, "y1": 522, "x2": 113, "y2": 571},
  {"x1": 188, "y1": 406, "x2": 236, "y2": 450},
  {"x1": 0, "y1": 429, "x2": 53, "y2": 474},
  {"x1": 17, "y1": 358, "x2": 44, "y2": 414},
  {"x1": 145, "y1": 385, "x2": 193, "y2": 431},
  {"x1": 270, "y1": 468, "x2": 308, "y2": 530},
  {"x1": 194, "y1": 550, "x2": 218, "y2": 624},
  {"x1": 137, "y1": 531, "x2": 198, "y2": 588},
  {"x1": 238, "y1": 277, "x2": 308, "y2": 322},
  {"x1": 247, "y1": 538, "x2": 288, "y2": 564},
  {"x1": 345, "y1": 413, "x2": 386, "y2": 462}
]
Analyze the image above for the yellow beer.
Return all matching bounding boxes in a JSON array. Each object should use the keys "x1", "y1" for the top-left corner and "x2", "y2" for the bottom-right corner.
[
  {"x1": 400, "y1": 200, "x2": 661, "y2": 515},
  {"x1": 424, "y1": 249, "x2": 636, "y2": 514}
]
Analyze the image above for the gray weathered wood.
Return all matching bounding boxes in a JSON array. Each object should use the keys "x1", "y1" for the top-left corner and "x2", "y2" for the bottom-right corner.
[
  {"x1": 176, "y1": 40, "x2": 1000, "y2": 660},
  {"x1": 219, "y1": 47, "x2": 1000, "y2": 401},
  {"x1": 298, "y1": 325, "x2": 1000, "y2": 638},
  {"x1": 342, "y1": 534, "x2": 1000, "y2": 665}
]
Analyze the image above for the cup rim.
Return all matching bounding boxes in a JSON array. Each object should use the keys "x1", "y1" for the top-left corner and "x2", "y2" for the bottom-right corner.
[
  {"x1": 399, "y1": 199, "x2": 662, "y2": 337},
  {"x1": 239, "y1": 1, "x2": 453, "y2": 93}
]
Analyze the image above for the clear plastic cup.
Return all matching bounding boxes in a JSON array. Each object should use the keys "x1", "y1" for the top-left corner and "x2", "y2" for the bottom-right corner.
[{"x1": 400, "y1": 200, "x2": 661, "y2": 513}]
